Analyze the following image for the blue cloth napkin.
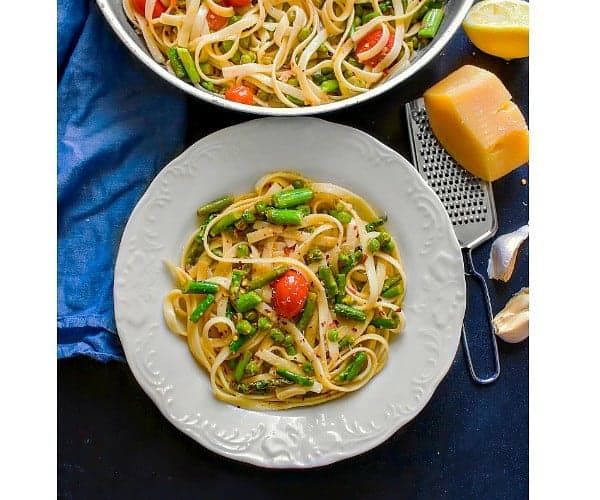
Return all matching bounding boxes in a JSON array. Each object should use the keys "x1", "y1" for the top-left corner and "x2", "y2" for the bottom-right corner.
[{"x1": 58, "y1": 0, "x2": 188, "y2": 361}]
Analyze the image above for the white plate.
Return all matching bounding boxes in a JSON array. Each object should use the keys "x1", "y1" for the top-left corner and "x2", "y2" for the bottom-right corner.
[{"x1": 114, "y1": 117, "x2": 466, "y2": 468}]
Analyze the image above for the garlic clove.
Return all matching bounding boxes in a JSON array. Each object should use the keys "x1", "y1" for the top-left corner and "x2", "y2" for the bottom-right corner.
[
  {"x1": 487, "y1": 224, "x2": 529, "y2": 282},
  {"x1": 493, "y1": 288, "x2": 529, "y2": 343}
]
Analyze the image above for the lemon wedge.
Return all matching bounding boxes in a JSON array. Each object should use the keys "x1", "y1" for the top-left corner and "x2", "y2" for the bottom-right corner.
[{"x1": 462, "y1": 0, "x2": 529, "y2": 60}]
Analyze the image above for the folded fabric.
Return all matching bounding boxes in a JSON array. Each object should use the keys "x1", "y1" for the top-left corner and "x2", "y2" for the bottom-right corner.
[{"x1": 58, "y1": 0, "x2": 188, "y2": 362}]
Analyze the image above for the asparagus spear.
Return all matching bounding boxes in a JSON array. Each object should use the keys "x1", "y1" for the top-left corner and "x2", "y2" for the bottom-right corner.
[
  {"x1": 335, "y1": 273, "x2": 346, "y2": 303},
  {"x1": 418, "y1": 7, "x2": 444, "y2": 38},
  {"x1": 234, "y1": 351, "x2": 253, "y2": 382},
  {"x1": 334, "y1": 303, "x2": 367, "y2": 322},
  {"x1": 318, "y1": 266, "x2": 338, "y2": 300},
  {"x1": 338, "y1": 335, "x2": 355, "y2": 350},
  {"x1": 176, "y1": 47, "x2": 201, "y2": 83},
  {"x1": 229, "y1": 269, "x2": 246, "y2": 300},
  {"x1": 382, "y1": 275, "x2": 402, "y2": 293},
  {"x1": 296, "y1": 292, "x2": 317, "y2": 331},
  {"x1": 276, "y1": 367, "x2": 314, "y2": 386},
  {"x1": 166, "y1": 47, "x2": 187, "y2": 79},
  {"x1": 235, "y1": 291, "x2": 263, "y2": 313},
  {"x1": 255, "y1": 201, "x2": 267, "y2": 215},
  {"x1": 229, "y1": 335, "x2": 248, "y2": 354},
  {"x1": 381, "y1": 282, "x2": 404, "y2": 299},
  {"x1": 236, "y1": 378, "x2": 293, "y2": 394},
  {"x1": 189, "y1": 294, "x2": 215, "y2": 323},
  {"x1": 365, "y1": 216, "x2": 388, "y2": 233},
  {"x1": 271, "y1": 188, "x2": 314, "y2": 208},
  {"x1": 184, "y1": 215, "x2": 216, "y2": 267},
  {"x1": 370, "y1": 317, "x2": 397, "y2": 329},
  {"x1": 225, "y1": 302, "x2": 235, "y2": 320},
  {"x1": 197, "y1": 195, "x2": 235, "y2": 216},
  {"x1": 337, "y1": 352, "x2": 367, "y2": 382},
  {"x1": 209, "y1": 212, "x2": 241, "y2": 237},
  {"x1": 246, "y1": 266, "x2": 289, "y2": 290},
  {"x1": 181, "y1": 280, "x2": 219, "y2": 294},
  {"x1": 265, "y1": 208, "x2": 304, "y2": 226}
]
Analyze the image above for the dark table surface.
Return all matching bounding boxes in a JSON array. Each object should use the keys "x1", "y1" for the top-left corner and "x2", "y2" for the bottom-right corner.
[{"x1": 58, "y1": 13, "x2": 529, "y2": 500}]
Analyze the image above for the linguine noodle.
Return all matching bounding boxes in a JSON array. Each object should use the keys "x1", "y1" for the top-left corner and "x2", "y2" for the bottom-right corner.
[
  {"x1": 163, "y1": 172, "x2": 406, "y2": 409},
  {"x1": 123, "y1": 0, "x2": 445, "y2": 107}
]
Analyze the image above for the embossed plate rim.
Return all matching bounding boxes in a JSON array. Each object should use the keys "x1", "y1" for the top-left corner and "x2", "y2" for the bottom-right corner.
[{"x1": 114, "y1": 117, "x2": 466, "y2": 468}]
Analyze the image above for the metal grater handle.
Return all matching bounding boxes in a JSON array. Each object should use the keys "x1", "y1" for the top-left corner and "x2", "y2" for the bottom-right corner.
[{"x1": 461, "y1": 248, "x2": 500, "y2": 384}]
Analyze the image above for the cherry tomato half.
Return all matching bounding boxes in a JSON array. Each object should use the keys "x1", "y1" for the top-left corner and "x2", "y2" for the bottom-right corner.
[
  {"x1": 355, "y1": 28, "x2": 394, "y2": 66},
  {"x1": 228, "y1": 0, "x2": 251, "y2": 6},
  {"x1": 225, "y1": 84, "x2": 255, "y2": 105},
  {"x1": 207, "y1": 10, "x2": 228, "y2": 31},
  {"x1": 132, "y1": 0, "x2": 166, "y2": 19},
  {"x1": 271, "y1": 270, "x2": 309, "y2": 319}
]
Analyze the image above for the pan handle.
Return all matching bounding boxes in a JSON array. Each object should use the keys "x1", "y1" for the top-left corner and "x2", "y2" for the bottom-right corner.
[{"x1": 461, "y1": 248, "x2": 500, "y2": 385}]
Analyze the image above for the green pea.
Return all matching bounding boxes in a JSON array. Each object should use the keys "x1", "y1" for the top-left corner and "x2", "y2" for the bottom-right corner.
[
  {"x1": 312, "y1": 72, "x2": 325, "y2": 85},
  {"x1": 231, "y1": 50, "x2": 242, "y2": 64},
  {"x1": 240, "y1": 37, "x2": 251, "y2": 50},
  {"x1": 368, "y1": 238, "x2": 380, "y2": 253},
  {"x1": 240, "y1": 54, "x2": 254, "y2": 64},
  {"x1": 201, "y1": 81, "x2": 215, "y2": 92},
  {"x1": 236, "y1": 243, "x2": 250, "y2": 257},
  {"x1": 228, "y1": 15, "x2": 242, "y2": 25},
  {"x1": 287, "y1": 95, "x2": 304, "y2": 106},
  {"x1": 363, "y1": 12, "x2": 378, "y2": 23},
  {"x1": 287, "y1": 77, "x2": 298, "y2": 86},
  {"x1": 320, "y1": 79, "x2": 339, "y2": 93},
  {"x1": 270, "y1": 328, "x2": 285, "y2": 342},
  {"x1": 298, "y1": 27, "x2": 311, "y2": 41},
  {"x1": 221, "y1": 40, "x2": 234, "y2": 53}
]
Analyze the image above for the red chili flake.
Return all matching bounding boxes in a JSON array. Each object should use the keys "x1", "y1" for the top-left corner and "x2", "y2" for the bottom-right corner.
[
  {"x1": 348, "y1": 286, "x2": 357, "y2": 294},
  {"x1": 283, "y1": 244, "x2": 296, "y2": 256},
  {"x1": 395, "y1": 307, "x2": 401, "y2": 312},
  {"x1": 360, "y1": 254, "x2": 367, "y2": 264},
  {"x1": 325, "y1": 254, "x2": 330, "y2": 260},
  {"x1": 351, "y1": 327, "x2": 357, "y2": 332}
]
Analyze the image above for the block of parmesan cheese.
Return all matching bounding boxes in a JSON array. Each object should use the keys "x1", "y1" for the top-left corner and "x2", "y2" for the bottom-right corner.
[{"x1": 423, "y1": 65, "x2": 529, "y2": 182}]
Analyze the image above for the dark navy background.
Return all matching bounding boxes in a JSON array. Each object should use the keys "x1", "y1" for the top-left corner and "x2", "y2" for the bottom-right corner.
[{"x1": 58, "y1": 6, "x2": 528, "y2": 498}]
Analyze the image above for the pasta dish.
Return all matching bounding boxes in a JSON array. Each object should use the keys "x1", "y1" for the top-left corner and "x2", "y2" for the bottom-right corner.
[
  {"x1": 163, "y1": 172, "x2": 406, "y2": 409},
  {"x1": 124, "y1": 0, "x2": 446, "y2": 107}
]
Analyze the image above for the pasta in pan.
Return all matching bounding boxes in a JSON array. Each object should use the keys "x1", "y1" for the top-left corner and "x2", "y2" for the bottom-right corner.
[
  {"x1": 123, "y1": 0, "x2": 446, "y2": 107},
  {"x1": 163, "y1": 172, "x2": 406, "y2": 409}
]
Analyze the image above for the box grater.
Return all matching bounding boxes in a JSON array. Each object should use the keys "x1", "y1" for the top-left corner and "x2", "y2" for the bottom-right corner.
[{"x1": 405, "y1": 98, "x2": 500, "y2": 385}]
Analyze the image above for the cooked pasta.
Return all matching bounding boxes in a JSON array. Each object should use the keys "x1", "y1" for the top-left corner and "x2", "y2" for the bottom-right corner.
[
  {"x1": 123, "y1": 0, "x2": 446, "y2": 107},
  {"x1": 163, "y1": 172, "x2": 406, "y2": 409}
]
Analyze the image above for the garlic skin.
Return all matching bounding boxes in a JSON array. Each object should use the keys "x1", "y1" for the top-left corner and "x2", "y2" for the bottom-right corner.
[
  {"x1": 493, "y1": 288, "x2": 529, "y2": 343},
  {"x1": 487, "y1": 224, "x2": 529, "y2": 282}
]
